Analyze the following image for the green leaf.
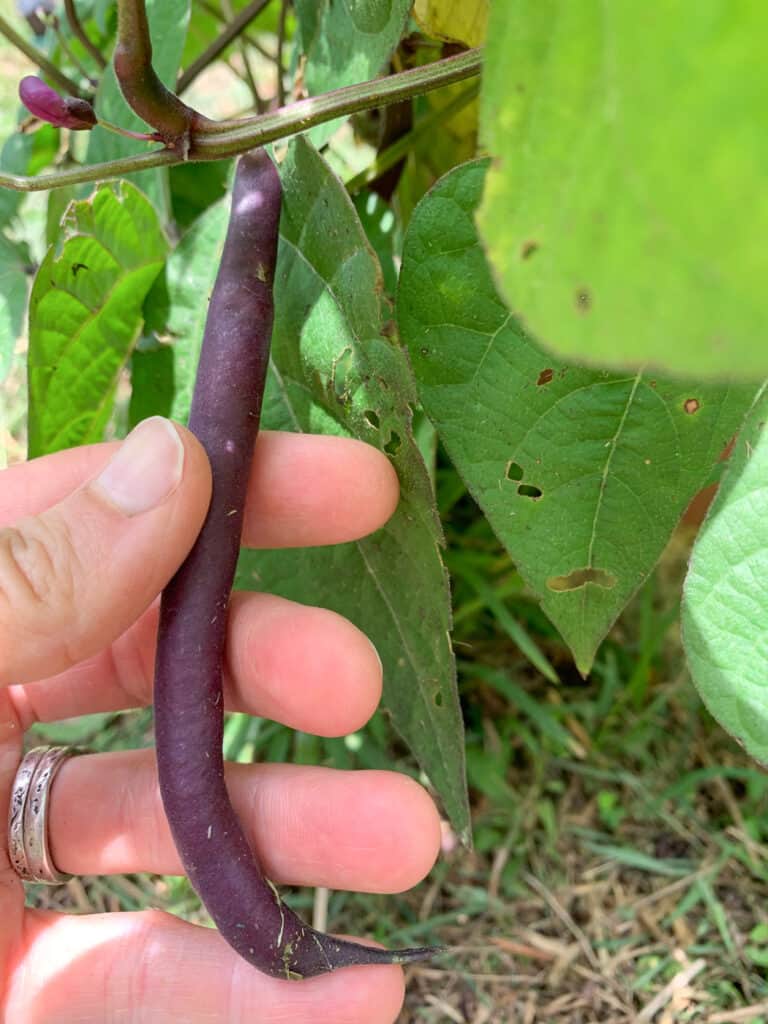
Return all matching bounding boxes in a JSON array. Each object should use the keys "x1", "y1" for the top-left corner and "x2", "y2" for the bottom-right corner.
[
  {"x1": 128, "y1": 338, "x2": 175, "y2": 427},
  {"x1": 142, "y1": 196, "x2": 230, "y2": 425},
  {"x1": 478, "y1": 2, "x2": 768, "y2": 379},
  {"x1": 168, "y1": 159, "x2": 231, "y2": 230},
  {"x1": 0, "y1": 125, "x2": 59, "y2": 229},
  {"x1": 397, "y1": 160, "x2": 754, "y2": 673},
  {"x1": 29, "y1": 712, "x2": 114, "y2": 746},
  {"x1": 294, "y1": 0, "x2": 410, "y2": 147},
  {"x1": 683, "y1": 383, "x2": 768, "y2": 763},
  {"x1": 353, "y1": 191, "x2": 398, "y2": 298},
  {"x1": 85, "y1": 0, "x2": 191, "y2": 213},
  {"x1": 0, "y1": 234, "x2": 31, "y2": 383},
  {"x1": 240, "y1": 137, "x2": 468, "y2": 839},
  {"x1": 413, "y1": 0, "x2": 488, "y2": 46},
  {"x1": 27, "y1": 180, "x2": 167, "y2": 457}
]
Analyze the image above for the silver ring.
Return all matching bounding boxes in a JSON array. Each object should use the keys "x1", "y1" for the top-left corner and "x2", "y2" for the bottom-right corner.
[{"x1": 7, "y1": 745, "x2": 79, "y2": 884}]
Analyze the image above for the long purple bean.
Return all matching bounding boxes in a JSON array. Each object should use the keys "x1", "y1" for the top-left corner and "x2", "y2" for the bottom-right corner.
[{"x1": 153, "y1": 149, "x2": 439, "y2": 979}]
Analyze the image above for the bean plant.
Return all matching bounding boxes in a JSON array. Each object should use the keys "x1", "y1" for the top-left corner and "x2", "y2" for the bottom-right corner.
[{"x1": 1, "y1": 0, "x2": 766, "y2": 981}]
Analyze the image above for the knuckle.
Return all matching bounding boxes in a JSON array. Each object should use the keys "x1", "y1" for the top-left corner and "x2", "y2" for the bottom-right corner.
[{"x1": 0, "y1": 514, "x2": 81, "y2": 639}]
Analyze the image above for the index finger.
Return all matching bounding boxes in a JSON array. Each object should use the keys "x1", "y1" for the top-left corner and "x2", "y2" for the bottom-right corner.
[{"x1": 0, "y1": 431, "x2": 399, "y2": 549}]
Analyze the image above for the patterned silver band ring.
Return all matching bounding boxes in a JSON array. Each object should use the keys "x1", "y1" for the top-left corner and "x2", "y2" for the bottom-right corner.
[{"x1": 7, "y1": 745, "x2": 80, "y2": 884}]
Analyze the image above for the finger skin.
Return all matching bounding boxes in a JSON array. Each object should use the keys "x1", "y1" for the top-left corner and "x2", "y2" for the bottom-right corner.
[
  {"x1": 5, "y1": 910, "x2": 406, "y2": 1024},
  {"x1": 0, "y1": 431, "x2": 400, "y2": 548},
  {"x1": 48, "y1": 754, "x2": 442, "y2": 892},
  {"x1": 0, "y1": 424, "x2": 211, "y2": 687},
  {"x1": 0, "y1": 431, "x2": 398, "y2": 689},
  {"x1": 10, "y1": 590, "x2": 384, "y2": 735}
]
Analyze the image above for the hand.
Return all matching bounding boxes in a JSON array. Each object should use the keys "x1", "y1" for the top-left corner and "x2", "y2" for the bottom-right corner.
[{"x1": 0, "y1": 418, "x2": 440, "y2": 1023}]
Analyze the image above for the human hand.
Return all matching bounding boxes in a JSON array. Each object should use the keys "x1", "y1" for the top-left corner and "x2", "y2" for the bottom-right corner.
[{"x1": 0, "y1": 417, "x2": 441, "y2": 1023}]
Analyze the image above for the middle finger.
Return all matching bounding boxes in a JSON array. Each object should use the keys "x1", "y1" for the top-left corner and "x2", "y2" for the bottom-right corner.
[
  {"x1": 48, "y1": 752, "x2": 441, "y2": 892},
  {"x1": 11, "y1": 591, "x2": 383, "y2": 736}
]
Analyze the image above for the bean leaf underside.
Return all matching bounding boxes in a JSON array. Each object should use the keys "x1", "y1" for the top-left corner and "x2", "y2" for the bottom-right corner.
[
  {"x1": 397, "y1": 159, "x2": 755, "y2": 674},
  {"x1": 478, "y1": 1, "x2": 768, "y2": 379},
  {"x1": 683, "y1": 385, "x2": 768, "y2": 763}
]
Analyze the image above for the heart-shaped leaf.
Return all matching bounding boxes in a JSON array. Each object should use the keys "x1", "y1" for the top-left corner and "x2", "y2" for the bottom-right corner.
[{"x1": 398, "y1": 159, "x2": 754, "y2": 672}]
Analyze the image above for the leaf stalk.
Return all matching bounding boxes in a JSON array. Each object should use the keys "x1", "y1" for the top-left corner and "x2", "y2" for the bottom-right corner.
[{"x1": 0, "y1": 47, "x2": 483, "y2": 192}]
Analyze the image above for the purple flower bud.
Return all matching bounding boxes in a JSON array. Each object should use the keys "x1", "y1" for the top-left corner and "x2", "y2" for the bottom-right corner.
[{"x1": 19, "y1": 76, "x2": 97, "y2": 131}]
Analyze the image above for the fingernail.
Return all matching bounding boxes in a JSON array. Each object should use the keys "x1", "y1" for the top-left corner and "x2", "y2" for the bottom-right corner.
[
  {"x1": 91, "y1": 417, "x2": 185, "y2": 516},
  {"x1": 368, "y1": 637, "x2": 384, "y2": 678}
]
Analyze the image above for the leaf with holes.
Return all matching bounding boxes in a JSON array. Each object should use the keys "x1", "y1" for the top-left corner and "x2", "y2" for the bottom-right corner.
[
  {"x1": 683, "y1": 385, "x2": 768, "y2": 762},
  {"x1": 237, "y1": 137, "x2": 468, "y2": 839},
  {"x1": 28, "y1": 180, "x2": 167, "y2": 457},
  {"x1": 294, "y1": 0, "x2": 411, "y2": 147},
  {"x1": 397, "y1": 159, "x2": 755, "y2": 673},
  {"x1": 478, "y1": 2, "x2": 768, "y2": 379},
  {"x1": 248, "y1": 138, "x2": 468, "y2": 834}
]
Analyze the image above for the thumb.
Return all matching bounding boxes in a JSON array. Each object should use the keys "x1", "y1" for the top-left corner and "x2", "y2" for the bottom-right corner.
[{"x1": 0, "y1": 417, "x2": 212, "y2": 687}]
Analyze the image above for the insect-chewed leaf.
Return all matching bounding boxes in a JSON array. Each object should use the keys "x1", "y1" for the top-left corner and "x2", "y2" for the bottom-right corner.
[
  {"x1": 28, "y1": 180, "x2": 167, "y2": 456},
  {"x1": 397, "y1": 159, "x2": 756, "y2": 674},
  {"x1": 239, "y1": 136, "x2": 469, "y2": 841}
]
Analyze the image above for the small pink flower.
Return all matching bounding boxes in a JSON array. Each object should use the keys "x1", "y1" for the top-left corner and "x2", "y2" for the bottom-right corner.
[{"x1": 19, "y1": 76, "x2": 97, "y2": 131}]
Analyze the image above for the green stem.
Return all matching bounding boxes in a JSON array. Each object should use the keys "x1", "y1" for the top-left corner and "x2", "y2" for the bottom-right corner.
[
  {"x1": 64, "y1": 0, "x2": 107, "y2": 70},
  {"x1": 345, "y1": 79, "x2": 480, "y2": 195},
  {"x1": 0, "y1": 13, "x2": 84, "y2": 96},
  {"x1": 197, "y1": 46, "x2": 482, "y2": 138},
  {"x1": 0, "y1": 48, "x2": 483, "y2": 192},
  {"x1": 275, "y1": 0, "x2": 288, "y2": 107},
  {"x1": 98, "y1": 118, "x2": 160, "y2": 141},
  {"x1": 177, "y1": 0, "x2": 272, "y2": 95},
  {"x1": 49, "y1": 14, "x2": 96, "y2": 86}
]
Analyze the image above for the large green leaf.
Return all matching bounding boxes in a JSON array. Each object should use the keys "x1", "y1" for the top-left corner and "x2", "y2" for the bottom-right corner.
[
  {"x1": 683, "y1": 384, "x2": 768, "y2": 762},
  {"x1": 294, "y1": 0, "x2": 410, "y2": 147},
  {"x1": 85, "y1": 0, "x2": 190, "y2": 212},
  {"x1": 28, "y1": 180, "x2": 167, "y2": 457},
  {"x1": 397, "y1": 160, "x2": 754, "y2": 674},
  {"x1": 243, "y1": 137, "x2": 467, "y2": 838},
  {"x1": 478, "y1": 2, "x2": 768, "y2": 379},
  {"x1": 0, "y1": 234, "x2": 31, "y2": 383}
]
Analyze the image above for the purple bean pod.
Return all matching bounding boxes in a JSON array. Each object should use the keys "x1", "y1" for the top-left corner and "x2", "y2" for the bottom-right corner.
[{"x1": 153, "y1": 148, "x2": 440, "y2": 978}]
